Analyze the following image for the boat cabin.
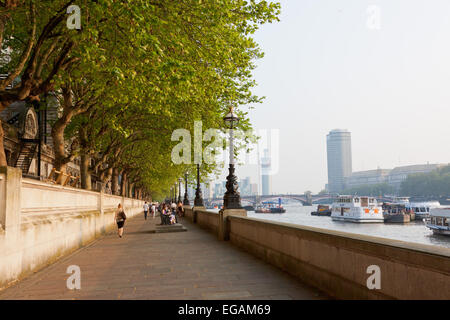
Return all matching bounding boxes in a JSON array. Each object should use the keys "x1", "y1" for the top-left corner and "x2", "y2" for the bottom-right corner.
[{"x1": 335, "y1": 196, "x2": 377, "y2": 207}]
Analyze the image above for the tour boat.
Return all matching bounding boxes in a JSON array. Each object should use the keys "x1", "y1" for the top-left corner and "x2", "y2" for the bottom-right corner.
[
  {"x1": 424, "y1": 207, "x2": 450, "y2": 236},
  {"x1": 331, "y1": 195, "x2": 384, "y2": 223},
  {"x1": 407, "y1": 201, "x2": 441, "y2": 221}
]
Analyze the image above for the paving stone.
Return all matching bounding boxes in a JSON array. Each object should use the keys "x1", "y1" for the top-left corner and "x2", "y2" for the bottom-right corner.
[{"x1": 0, "y1": 215, "x2": 327, "y2": 300}]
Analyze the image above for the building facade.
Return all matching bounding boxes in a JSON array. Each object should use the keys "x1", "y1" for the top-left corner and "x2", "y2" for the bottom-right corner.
[
  {"x1": 345, "y1": 168, "x2": 391, "y2": 189},
  {"x1": 261, "y1": 148, "x2": 272, "y2": 195},
  {"x1": 345, "y1": 164, "x2": 447, "y2": 192},
  {"x1": 326, "y1": 129, "x2": 352, "y2": 193}
]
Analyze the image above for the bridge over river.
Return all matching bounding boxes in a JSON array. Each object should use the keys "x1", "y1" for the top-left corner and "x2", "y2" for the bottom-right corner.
[{"x1": 207, "y1": 194, "x2": 450, "y2": 207}]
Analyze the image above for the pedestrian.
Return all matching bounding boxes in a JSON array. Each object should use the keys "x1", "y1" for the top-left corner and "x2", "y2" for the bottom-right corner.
[
  {"x1": 177, "y1": 201, "x2": 184, "y2": 218},
  {"x1": 151, "y1": 202, "x2": 156, "y2": 219},
  {"x1": 143, "y1": 201, "x2": 149, "y2": 220},
  {"x1": 115, "y1": 203, "x2": 127, "y2": 238}
]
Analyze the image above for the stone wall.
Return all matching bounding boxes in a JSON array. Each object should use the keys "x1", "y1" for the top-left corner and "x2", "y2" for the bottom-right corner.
[
  {"x1": 228, "y1": 216, "x2": 450, "y2": 300},
  {"x1": 182, "y1": 205, "x2": 450, "y2": 299},
  {"x1": 195, "y1": 209, "x2": 219, "y2": 235},
  {"x1": 0, "y1": 167, "x2": 145, "y2": 290}
]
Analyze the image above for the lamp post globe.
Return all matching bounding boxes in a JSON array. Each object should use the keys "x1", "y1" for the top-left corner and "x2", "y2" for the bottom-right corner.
[{"x1": 223, "y1": 106, "x2": 242, "y2": 209}]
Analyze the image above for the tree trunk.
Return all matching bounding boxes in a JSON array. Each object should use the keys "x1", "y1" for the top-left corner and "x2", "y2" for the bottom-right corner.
[
  {"x1": 80, "y1": 152, "x2": 91, "y2": 190},
  {"x1": 51, "y1": 121, "x2": 67, "y2": 184},
  {"x1": 0, "y1": 120, "x2": 7, "y2": 167},
  {"x1": 121, "y1": 171, "x2": 127, "y2": 196},
  {"x1": 111, "y1": 168, "x2": 119, "y2": 195},
  {"x1": 129, "y1": 182, "x2": 134, "y2": 198},
  {"x1": 100, "y1": 167, "x2": 112, "y2": 193},
  {"x1": 51, "y1": 86, "x2": 78, "y2": 184}
]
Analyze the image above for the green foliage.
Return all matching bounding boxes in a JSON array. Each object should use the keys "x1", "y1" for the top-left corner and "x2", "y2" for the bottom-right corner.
[
  {"x1": 400, "y1": 165, "x2": 450, "y2": 197},
  {"x1": 1, "y1": 0, "x2": 281, "y2": 200}
]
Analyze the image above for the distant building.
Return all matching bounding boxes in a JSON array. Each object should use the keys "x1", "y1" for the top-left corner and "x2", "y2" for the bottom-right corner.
[
  {"x1": 239, "y1": 176, "x2": 251, "y2": 196},
  {"x1": 326, "y1": 129, "x2": 352, "y2": 193},
  {"x1": 345, "y1": 163, "x2": 447, "y2": 192},
  {"x1": 261, "y1": 148, "x2": 272, "y2": 195},
  {"x1": 345, "y1": 168, "x2": 392, "y2": 189},
  {"x1": 387, "y1": 164, "x2": 446, "y2": 191},
  {"x1": 250, "y1": 183, "x2": 258, "y2": 196}
]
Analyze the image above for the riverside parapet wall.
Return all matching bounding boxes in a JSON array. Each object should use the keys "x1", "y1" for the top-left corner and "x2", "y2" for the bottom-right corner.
[
  {"x1": 0, "y1": 166, "x2": 145, "y2": 289},
  {"x1": 184, "y1": 206, "x2": 450, "y2": 299}
]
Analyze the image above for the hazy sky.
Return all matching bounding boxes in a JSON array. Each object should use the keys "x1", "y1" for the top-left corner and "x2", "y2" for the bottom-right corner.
[{"x1": 218, "y1": 0, "x2": 450, "y2": 194}]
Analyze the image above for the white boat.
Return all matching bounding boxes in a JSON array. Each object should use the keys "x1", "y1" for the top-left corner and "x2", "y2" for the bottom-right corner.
[
  {"x1": 391, "y1": 196, "x2": 410, "y2": 205},
  {"x1": 331, "y1": 195, "x2": 384, "y2": 223},
  {"x1": 407, "y1": 201, "x2": 441, "y2": 220},
  {"x1": 424, "y1": 207, "x2": 450, "y2": 236}
]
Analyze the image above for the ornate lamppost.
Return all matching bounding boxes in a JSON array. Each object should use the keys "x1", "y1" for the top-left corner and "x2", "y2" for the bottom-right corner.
[
  {"x1": 183, "y1": 172, "x2": 190, "y2": 205},
  {"x1": 174, "y1": 182, "x2": 177, "y2": 203},
  {"x1": 178, "y1": 178, "x2": 182, "y2": 203},
  {"x1": 223, "y1": 106, "x2": 242, "y2": 209},
  {"x1": 194, "y1": 164, "x2": 204, "y2": 207}
]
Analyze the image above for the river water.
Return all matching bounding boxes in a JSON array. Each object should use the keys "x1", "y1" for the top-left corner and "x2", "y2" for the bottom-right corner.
[{"x1": 242, "y1": 203, "x2": 450, "y2": 250}]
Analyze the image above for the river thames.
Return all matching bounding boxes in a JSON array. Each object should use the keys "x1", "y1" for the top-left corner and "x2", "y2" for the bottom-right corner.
[{"x1": 241, "y1": 203, "x2": 450, "y2": 249}]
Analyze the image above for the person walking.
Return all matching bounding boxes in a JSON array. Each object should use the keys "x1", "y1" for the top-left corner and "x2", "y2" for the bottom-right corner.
[
  {"x1": 151, "y1": 203, "x2": 156, "y2": 219},
  {"x1": 177, "y1": 201, "x2": 184, "y2": 218},
  {"x1": 143, "y1": 201, "x2": 149, "y2": 220},
  {"x1": 115, "y1": 203, "x2": 127, "y2": 238}
]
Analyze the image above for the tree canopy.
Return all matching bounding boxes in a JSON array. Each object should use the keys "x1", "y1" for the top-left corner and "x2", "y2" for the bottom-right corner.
[
  {"x1": 0, "y1": 0, "x2": 281, "y2": 200},
  {"x1": 400, "y1": 165, "x2": 450, "y2": 197}
]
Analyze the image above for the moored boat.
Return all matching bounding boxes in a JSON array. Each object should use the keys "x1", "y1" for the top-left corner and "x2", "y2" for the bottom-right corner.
[
  {"x1": 311, "y1": 205, "x2": 331, "y2": 216},
  {"x1": 331, "y1": 195, "x2": 384, "y2": 223},
  {"x1": 424, "y1": 207, "x2": 450, "y2": 236},
  {"x1": 407, "y1": 201, "x2": 441, "y2": 221},
  {"x1": 270, "y1": 207, "x2": 286, "y2": 213},
  {"x1": 382, "y1": 203, "x2": 411, "y2": 223},
  {"x1": 254, "y1": 201, "x2": 286, "y2": 214},
  {"x1": 254, "y1": 205, "x2": 271, "y2": 213}
]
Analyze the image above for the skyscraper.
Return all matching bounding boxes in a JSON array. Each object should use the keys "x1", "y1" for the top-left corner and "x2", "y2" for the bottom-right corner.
[
  {"x1": 326, "y1": 129, "x2": 352, "y2": 193},
  {"x1": 261, "y1": 148, "x2": 272, "y2": 195}
]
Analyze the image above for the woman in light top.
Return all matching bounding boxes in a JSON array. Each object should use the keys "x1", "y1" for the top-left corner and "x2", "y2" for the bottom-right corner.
[{"x1": 115, "y1": 203, "x2": 127, "y2": 238}]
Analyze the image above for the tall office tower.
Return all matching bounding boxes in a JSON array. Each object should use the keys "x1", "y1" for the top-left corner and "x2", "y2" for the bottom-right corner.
[
  {"x1": 261, "y1": 148, "x2": 272, "y2": 195},
  {"x1": 326, "y1": 129, "x2": 352, "y2": 193}
]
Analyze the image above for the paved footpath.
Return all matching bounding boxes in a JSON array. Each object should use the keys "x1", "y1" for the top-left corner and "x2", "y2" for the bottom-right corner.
[{"x1": 0, "y1": 214, "x2": 328, "y2": 300}]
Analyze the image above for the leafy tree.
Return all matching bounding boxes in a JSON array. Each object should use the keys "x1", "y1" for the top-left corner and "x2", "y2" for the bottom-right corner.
[
  {"x1": 400, "y1": 165, "x2": 450, "y2": 197},
  {"x1": 1, "y1": 0, "x2": 281, "y2": 200}
]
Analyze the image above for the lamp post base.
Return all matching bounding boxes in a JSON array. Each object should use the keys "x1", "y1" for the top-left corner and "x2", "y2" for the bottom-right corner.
[{"x1": 223, "y1": 164, "x2": 242, "y2": 209}]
